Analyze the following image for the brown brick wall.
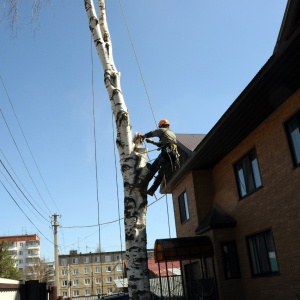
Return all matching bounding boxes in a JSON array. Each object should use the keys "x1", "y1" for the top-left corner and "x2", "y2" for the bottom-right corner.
[
  {"x1": 172, "y1": 172, "x2": 199, "y2": 238},
  {"x1": 211, "y1": 90, "x2": 300, "y2": 299},
  {"x1": 171, "y1": 90, "x2": 300, "y2": 300}
]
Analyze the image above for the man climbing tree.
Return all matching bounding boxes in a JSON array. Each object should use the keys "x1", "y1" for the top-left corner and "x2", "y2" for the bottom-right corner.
[
  {"x1": 140, "y1": 119, "x2": 179, "y2": 196},
  {"x1": 85, "y1": 1, "x2": 153, "y2": 299}
]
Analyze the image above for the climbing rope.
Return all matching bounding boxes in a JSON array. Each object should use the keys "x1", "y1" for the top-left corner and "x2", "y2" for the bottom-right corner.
[{"x1": 118, "y1": 0, "x2": 157, "y2": 127}]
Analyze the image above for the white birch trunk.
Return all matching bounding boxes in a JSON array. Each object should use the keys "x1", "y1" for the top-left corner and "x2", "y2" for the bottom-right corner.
[{"x1": 84, "y1": 1, "x2": 151, "y2": 299}]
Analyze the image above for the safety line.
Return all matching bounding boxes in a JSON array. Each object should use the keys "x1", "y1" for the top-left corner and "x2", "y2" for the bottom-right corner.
[
  {"x1": 118, "y1": 0, "x2": 157, "y2": 127},
  {"x1": 90, "y1": 35, "x2": 104, "y2": 292}
]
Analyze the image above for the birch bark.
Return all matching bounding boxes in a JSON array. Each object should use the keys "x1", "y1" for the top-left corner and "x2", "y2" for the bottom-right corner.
[{"x1": 84, "y1": 1, "x2": 151, "y2": 299}]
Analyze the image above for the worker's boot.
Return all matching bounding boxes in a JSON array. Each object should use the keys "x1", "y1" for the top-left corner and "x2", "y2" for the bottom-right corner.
[
  {"x1": 144, "y1": 160, "x2": 160, "y2": 184},
  {"x1": 147, "y1": 175, "x2": 162, "y2": 196}
]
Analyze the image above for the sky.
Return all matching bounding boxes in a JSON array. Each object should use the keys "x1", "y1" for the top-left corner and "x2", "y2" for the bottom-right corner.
[{"x1": 0, "y1": 1, "x2": 287, "y2": 262}]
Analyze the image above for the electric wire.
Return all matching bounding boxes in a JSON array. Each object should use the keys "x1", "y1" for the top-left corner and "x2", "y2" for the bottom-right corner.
[
  {"x1": 111, "y1": 111, "x2": 125, "y2": 279},
  {"x1": 118, "y1": 0, "x2": 157, "y2": 127},
  {"x1": 0, "y1": 159, "x2": 50, "y2": 223},
  {"x1": 61, "y1": 194, "x2": 165, "y2": 229},
  {"x1": 0, "y1": 179, "x2": 53, "y2": 244},
  {"x1": 0, "y1": 147, "x2": 49, "y2": 216},
  {"x1": 0, "y1": 75, "x2": 60, "y2": 214},
  {"x1": 0, "y1": 106, "x2": 52, "y2": 215},
  {"x1": 90, "y1": 35, "x2": 104, "y2": 292}
]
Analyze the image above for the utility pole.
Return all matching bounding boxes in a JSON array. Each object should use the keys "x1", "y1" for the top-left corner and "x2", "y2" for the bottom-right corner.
[{"x1": 52, "y1": 213, "x2": 60, "y2": 296}]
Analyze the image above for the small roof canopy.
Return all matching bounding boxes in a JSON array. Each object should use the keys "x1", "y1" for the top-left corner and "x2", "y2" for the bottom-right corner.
[{"x1": 154, "y1": 236, "x2": 214, "y2": 263}]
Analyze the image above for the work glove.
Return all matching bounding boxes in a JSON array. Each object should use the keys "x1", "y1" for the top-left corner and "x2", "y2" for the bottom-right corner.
[{"x1": 145, "y1": 138, "x2": 154, "y2": 144}]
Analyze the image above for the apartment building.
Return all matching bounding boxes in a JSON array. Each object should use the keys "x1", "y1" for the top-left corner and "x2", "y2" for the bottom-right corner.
[
  {"x1": 0, "y1": 234, "x2": 40, "y2": 275},
  {"x1": 159, "y1": 1, "x2": 300, "y2": 299},
  {"x1": 58, "y1": 250, "x2": 126, "y2": 298}
]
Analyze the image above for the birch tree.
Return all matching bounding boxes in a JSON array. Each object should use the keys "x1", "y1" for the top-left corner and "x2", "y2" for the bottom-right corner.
[{"x1": 85, "y1": 1, "x2": 151, "y2": 299}]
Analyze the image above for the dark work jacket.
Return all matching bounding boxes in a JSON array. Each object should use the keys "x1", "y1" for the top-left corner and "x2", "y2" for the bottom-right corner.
[{"x1": 144, "y1": 128, "x2": 177, "y2": 148}]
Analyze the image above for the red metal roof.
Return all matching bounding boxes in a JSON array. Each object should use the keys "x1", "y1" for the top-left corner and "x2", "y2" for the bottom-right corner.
[{"x1": 147, "y1": 257, "x2": 180, "y2": 276}]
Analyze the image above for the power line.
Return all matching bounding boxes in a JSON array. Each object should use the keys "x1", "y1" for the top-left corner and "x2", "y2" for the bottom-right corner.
[
  {"x1": 0, "y1": 179, "x2": 53, "y2": 244},
  {"x1": 0, "y1": 75, "x2": 56, "y2": 215},
  {"x1": 0, "y1": 159, "x2": 50, "y2": 223},
  {"x1": 60, "y1": 195, "x2": 165, "y2": 229},
  {"x1": 0, "y1": 162, "x2": 48, "y2": 225},
  {"x1": 0, "y1": 148, "x2": 49, "y2": 216}
]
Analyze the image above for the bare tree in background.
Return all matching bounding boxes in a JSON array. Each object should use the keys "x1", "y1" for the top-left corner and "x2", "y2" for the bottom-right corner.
[{"x1": 1, "y1": 0, "x2": 50, "y2": 32}]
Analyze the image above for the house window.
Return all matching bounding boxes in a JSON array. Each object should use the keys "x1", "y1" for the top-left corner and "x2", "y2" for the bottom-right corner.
[
  {"x1": 285, "y1": 111, "x2": 300, "y2": 166},
  {"x1": 61, "y1": 269, "x2": 68, "y2": 276},
  {"x1": 62, "y1": 280, "x2": 68, "y2": 287},
  {"x1": 84, "y1": 278, "x2": 90, "y2": 285},
  {"x1": 73, "y1": 290, "x2": 79, "y2": 297},
  {"x1": 116, "y1": 254, "x2": 121, "y2": 261},
  {"x1": 105, "y1": 255, "x2": 111, "y2": 262},
  {"x1": 72, "y1": 258, "x2": 78, "y2": 264},
  {"x1": 85, "y1": 290, "x2": 91, "y2": 296},
  {"x1": 107, "y1": 288, "x2": 113, "y2": 294},
  {"x1": 62, "y1": 292, "x2": 67, "y2": 298},
  {"x1": 178, "y1": 191, "x2": 189, "y2": 223},
  {"x1": 19, "y1": 242, "x2": 23, "y2": 247},
  {"x1": 117, "y1": 275, "x2": 123, "y2": 279},
  {"x1": 84, "y1": 267, "x2": 90, "y2": 274},
  {"x1": 73, "y1": 279, "x2": 79, "y2": 286},
  {"x1": 95, "y1": 266, "x2": 101, "y2": 273},
  {"x1": 116, "y1": 264, "x2": 122, "y2": 272},
  {"x1": 73, "y1": 269, "x2": 78, "y2": 275},
  {"x1": 106, "y1": 266, "x2": 112, "y2": 272},
  {"x1": 96, "y1": 288, "x2": 101, "y2": 295},
  {"x1": 94, "y1": 256, "x2": 100, "y2": 263},
  {"x1": 247, "y1": 229, "x2": 279, "y2": 276},
  {"x1": 83, "y1": 257, "x2": 89, "y2": 263},
  {"x1": 95, "y1": 277, "x2": 101, "y2": 284},
  {"x1": 234, "y1": 149, "x2": 262, "y2": 198},
  {"x1": 19, "y1": 251, "x2": 23, "y2": 255},
  {"x1": 221, "y1": 241, "x2": 241, "y2": 279},
  {"x1": 106, "y1": 276, "x2": 112, "y2": 283},
  {"x1": 61, "y1": 258, "x2": 67, "y2": 266},
  {"x1": 19, "y1": 259, "x2": 23, "y2": 264}
]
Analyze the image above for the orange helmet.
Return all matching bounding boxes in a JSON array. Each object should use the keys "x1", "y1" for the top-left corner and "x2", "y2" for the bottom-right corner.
[{"x1": 158, "y1": 119, "x2": 170, "y2": 128}]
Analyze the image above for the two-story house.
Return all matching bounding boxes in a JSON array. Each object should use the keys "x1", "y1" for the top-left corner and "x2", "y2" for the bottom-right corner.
[{"x1": 155, "y1": 1, "x2": 300, "y2": 299}]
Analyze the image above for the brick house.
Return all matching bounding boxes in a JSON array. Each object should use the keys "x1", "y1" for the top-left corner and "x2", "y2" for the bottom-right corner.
[{"x1": 156, "y1": 1, "x2": 300, "y2": 299}]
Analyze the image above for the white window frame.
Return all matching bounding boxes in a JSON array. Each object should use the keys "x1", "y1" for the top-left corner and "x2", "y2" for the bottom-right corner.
[
  {"x1": 106, "y1": 266, "x2": 112, "y2": 272},
  {"x1": 73, "y1": 279, "x2": 79, "y2": 286},
  {"x1": 61, "y1": 269, "x2": 68, "y2": 276},
  {"x1": 116, "y1": 264, "x2": 122, "y2": 272},
  {"x1": 106, "y1": 276, "x2": 112, "y2": 283},
  {"x1": 62, "y1": 280, "x2": 68, "y2": 287},
  {"x1": 72, "y1": 257, "x2": 78, "y2": 264},
  {"x1": 73, "y1": 268, "x2": 79, "y2": 275},
  {"x1": 178, "y1": 191, "x2": 190, "y2": 223},
  {"x1": 73, "y1": 290, "x2": 79, "y2": 297}
]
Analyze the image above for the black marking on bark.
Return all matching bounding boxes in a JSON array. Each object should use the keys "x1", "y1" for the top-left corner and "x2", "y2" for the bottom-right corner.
[
  {"x1": 116, "y1": 110, "x2": 128, "y2": 127},
  {"x1": 94, "y1": 38, "x2": 102, "y2": 48},
  {"x1": 111, "y1": 88, "x2": 122, "y2": 98},
  {"x1": 84, "y1": 1, "x2": 92, "y2": 11}
]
